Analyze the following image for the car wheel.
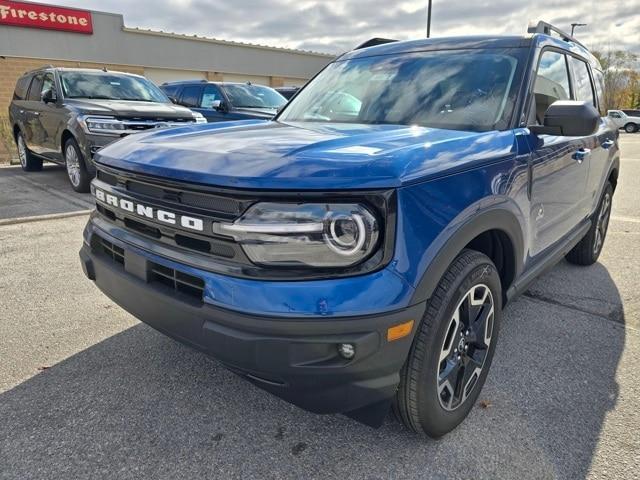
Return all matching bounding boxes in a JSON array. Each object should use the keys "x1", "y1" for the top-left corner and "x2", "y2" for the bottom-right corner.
[
  {"x1": 16, "y1": 131, "x2": 43, "y2": 172},
  {"x1": 624, "y1": 123, "x2": 637, "y2": 133},
  {"x1": 566, "y1": 181, "x2": 613, "y2": 266},
  {"x1": 394, "y1": 249, "x2": 502, "y2": 437},
  {"x1": 64, "y1": 137, "x2": 91, "y2": 193}
]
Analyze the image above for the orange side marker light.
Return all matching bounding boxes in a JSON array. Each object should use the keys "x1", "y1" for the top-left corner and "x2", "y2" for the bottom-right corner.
[{"x1": 387, "y1": 319, "x2": 414, "y2": 342}]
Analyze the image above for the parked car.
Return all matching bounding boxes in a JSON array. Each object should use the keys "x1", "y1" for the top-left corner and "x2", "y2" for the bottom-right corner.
[
  {"x1": 275, "y1": 86, "x2": 300, "y2": 100},
  {"x1": 8, "y1": 67, "x2": 206, "y2": 192},
  {"x1": 607, "y1": 109, "x2": 640, "y2": 133},
  {"x1": 80, "y1": 21, "x2": 619, "y2": 437},
  {"x1": 160, "y1": 81, "x2": 287, "y2": 122}
]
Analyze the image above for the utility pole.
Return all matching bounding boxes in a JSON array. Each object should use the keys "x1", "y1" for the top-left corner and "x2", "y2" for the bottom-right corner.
[
  {"x1": 570, "y1": 22, "x2": 586, "y2": 36},
  {"x1": 426, "y1": 0, "x2": 433, "y2": 38}
]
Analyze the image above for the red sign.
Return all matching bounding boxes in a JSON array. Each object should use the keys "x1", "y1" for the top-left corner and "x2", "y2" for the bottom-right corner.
[{"x1": 0, "y1": 1, "x2": 92, "y2": 34}]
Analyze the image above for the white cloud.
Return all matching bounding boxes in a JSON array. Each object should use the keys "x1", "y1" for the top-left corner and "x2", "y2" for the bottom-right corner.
[{"x1": 37, "y1": 0, "x2": 640, "y2": 55}]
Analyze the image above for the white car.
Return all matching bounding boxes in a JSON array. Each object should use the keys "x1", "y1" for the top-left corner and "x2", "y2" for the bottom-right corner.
[{"x1": 607, "y1": 109, "x2": 640, "y2": 133}]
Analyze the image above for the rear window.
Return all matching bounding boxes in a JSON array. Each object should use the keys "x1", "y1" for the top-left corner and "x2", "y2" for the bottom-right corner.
[
  {"x1": 592, "y1": 69, "x2": 605, "y2": 115},
  {"x1": 13, "y1": 75, "x2": 32, "y2": 100},
  {"x1": 26, "y1": 75, "x2": 44, "y2": 101}
]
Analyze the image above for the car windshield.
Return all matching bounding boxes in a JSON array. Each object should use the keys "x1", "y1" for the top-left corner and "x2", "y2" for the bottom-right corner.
[
  {"x1": 59, "y1": 72, "x2": 169, "y2": 103},
  {"x1": 278, "y1": 49, "x2": 525, "y2": 132},
  {"x1": 222, "y1": 84, "x2": 287, "y2": 109}
]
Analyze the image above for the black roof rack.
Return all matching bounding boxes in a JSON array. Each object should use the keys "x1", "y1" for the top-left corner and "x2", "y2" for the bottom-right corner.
[
  {"x1": 527, "y1": 21, "x2": 587, "y2": 49},
  {"x1": 354, "y1": 38, "x2": 398, "y2": 50}
]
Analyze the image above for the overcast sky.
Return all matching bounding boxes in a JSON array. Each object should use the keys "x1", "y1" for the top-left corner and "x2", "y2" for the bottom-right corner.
[{"x1": 38, "y1": 0, "x2": 640, "y2": 55}]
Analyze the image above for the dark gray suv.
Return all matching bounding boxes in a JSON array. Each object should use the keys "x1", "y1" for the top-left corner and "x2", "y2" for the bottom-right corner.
[{"x1": 9, "y1": 67, "x2": 206, "y2": 192}]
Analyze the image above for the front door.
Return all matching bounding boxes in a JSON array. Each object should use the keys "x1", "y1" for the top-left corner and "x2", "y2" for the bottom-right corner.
[{"x1": 529, "y1": 50, "x2": 591, "y2": 256}]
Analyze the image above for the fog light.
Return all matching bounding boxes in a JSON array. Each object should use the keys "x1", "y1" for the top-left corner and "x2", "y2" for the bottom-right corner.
[{"x1": 337, "y1": 343, "x2": 356, "y2": 359}]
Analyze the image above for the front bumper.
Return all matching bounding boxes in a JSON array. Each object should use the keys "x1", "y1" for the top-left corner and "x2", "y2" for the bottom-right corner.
[{"x1": 79, "y1": 228, "x2": 425, "y2": 424}]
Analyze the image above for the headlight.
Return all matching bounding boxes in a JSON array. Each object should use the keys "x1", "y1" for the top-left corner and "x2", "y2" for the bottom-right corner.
[
  {"x1": 80, "y1": 116, "x2": 125, "y2": 135},
  {"x1": 192, "y1": 112, "x2": 207, "y2": 124},
  {"x1": 213, "y1": 203, "x2": 380, "y2": 267}
]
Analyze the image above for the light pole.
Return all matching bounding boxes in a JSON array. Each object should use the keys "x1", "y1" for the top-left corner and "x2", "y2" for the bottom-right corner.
[
  {"x1": 426, "y1": 0, "x2": 433, "y2": 38},
  {"x1": 570, "y1": 22, "x2": 587, "y2": 36}
]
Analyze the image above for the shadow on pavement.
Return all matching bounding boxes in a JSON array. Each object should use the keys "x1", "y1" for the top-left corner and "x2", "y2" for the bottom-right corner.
[
  {"x1": 0, "y1": 263, "x2": 625, "y2": 479},
  {"x1": 0, "y1": 164, "x2": 92, "y2": 221}
]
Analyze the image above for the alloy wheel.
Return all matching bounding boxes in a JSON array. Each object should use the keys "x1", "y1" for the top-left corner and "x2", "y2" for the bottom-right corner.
[
  {"x1": 17, "y1": 135, "x2": 27, "y2": 168},
  {"x1": 437, "y1": 284, "x2": 494, "y2": 411},
  {"x1": 65, "y1": 144, "x2": 81, "y2": 187},
  {"x1": 593, "y1": 192, "x2": 611, "y2": 255}
]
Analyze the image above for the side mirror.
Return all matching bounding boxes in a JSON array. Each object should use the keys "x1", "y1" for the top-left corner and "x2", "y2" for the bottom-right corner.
[
  {"x1": 167, "y1": 95, "x2": 178, "y2": 104},
  {"x1": 42, "y1": 88, "x2": 57, "y2": 104},
  {"x1": 529, "y1": 100, "x2": 599, "y2": 137},
  {"x1": 210, "y1": 99, "x2": 226, "y2": 111}
]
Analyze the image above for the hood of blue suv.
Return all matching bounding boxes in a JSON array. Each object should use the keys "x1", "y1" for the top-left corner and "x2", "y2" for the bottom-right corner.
[
  {"x1": 95, "y1": 120, "x2": 517, "y2": 189},
  {"x1": 66, "y1": 99, "x2": 196, "y2": 119}
]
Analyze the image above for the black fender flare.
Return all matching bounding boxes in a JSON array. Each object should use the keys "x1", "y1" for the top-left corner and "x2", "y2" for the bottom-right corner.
[{"x1": 410, "y1": 202, "x2": 525, "y2": 306}]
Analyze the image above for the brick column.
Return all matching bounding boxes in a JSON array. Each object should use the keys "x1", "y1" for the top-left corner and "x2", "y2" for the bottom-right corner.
[
  {"x1": 270, "y1": 76, "x2": 285, "y2": 87},
  {"x1": 206, "y1": 71, "x2": 224, "y2": 81}
]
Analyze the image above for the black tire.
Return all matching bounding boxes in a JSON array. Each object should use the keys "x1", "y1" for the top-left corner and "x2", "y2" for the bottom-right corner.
[
  {"x1": 15, "y1": 131, "x2": 43, "y2": 172},
  {"x1": 63, "y1": 137, "x2": 91, "y2": 193},
  {"x1": 624, "y1": 123, "x2": 637, "y2": 133},
  {"x1": 394, "y1": 249, "x2": 502, "y2": 437},
  {"x1": 565, "y1": 182, "x2": 613, "y2": 266}
]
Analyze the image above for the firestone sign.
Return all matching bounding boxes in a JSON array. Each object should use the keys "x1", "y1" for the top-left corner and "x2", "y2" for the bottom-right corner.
[{"x1": 0, "y1": 1, "x2": 92, "y2": 34}]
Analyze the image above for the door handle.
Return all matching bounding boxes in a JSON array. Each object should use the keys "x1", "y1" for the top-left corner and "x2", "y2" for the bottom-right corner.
[
  {"x1": 601, "y1": 139, "x2": 614, "y2": 149},
  {"x1": 572, "y1": 148, "x2": 591, "y2": 163}
]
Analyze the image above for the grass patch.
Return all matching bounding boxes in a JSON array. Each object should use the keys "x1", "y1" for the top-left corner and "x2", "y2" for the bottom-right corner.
[{"x1": 0, "y1": 116, "x2": 18, "y2": 165}]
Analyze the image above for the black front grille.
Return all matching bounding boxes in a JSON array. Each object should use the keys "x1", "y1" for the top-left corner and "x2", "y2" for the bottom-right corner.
[
  {"x1": 126, "y1": 180, "x2": 243, "y2": 216},
  {"x1": 97, "y1": 170, "x2": 118, "y2": 186},
  {"x1": 150, "y1": 262, "x2": 204, "y2": 300},
  {"x1": 99, "y1": 238, "x2": 124, "y2": 266}
]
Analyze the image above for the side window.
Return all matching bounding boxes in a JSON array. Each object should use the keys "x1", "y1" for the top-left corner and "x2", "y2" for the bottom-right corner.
[
  {"x1": 592, "y1": 69, "x2": 606, "y2": 115},
  {"x1": 533, "y1": 51, "x2": 571, "y2": 123},
  {"x1": 200, "y1": 85, "x2": 222, "y2": 108},
  {"x1": 179, "y1": 85, "x2": 202, "y2": 108},
  {"x1": 26, "y1": 74, "x2": 44, "y2": 101},
  {"x1": 13, "y1": 75, "x2": 32, "y2": 100},
  {"x1": 161, "y1": 85, "x2": 179, "y2": 97},
  {"x1": 41, "y1": 73, "x2": 54, "y2": 99},
  {"x1": 569, "y1": 57, "x2": 595, "y2": 107},
  {"x1": 609, "y1": 112, "x2": 621, "y2": 119}
]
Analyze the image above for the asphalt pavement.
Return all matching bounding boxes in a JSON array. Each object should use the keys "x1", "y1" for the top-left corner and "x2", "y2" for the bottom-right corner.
[{"x1": 0, "y1": 135, "x2": 639, "y2": 479}]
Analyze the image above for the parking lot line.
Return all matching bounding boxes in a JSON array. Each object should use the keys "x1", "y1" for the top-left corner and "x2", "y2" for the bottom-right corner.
[{"x1": 0, "y1": 209, "x2": 91, "y2": 227}]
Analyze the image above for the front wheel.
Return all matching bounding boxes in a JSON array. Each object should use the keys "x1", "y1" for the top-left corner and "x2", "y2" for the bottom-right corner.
[
  {"x1": 624, "y1": 123, "x2": 637, "y2": 133},
  {"x1": 394, "y1": 249, "x2": 502, "y2": 437},
  {"x1": 64, "y1": 137, "x2": 91, "y2": 193}
]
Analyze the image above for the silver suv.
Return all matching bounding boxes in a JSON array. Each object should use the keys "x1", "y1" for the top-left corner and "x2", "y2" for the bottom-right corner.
[{"x1": 9, "y1": 67, "x2": 205, "y2": 192}]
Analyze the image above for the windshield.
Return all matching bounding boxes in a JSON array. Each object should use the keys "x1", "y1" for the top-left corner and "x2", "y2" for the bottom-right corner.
[
  {"x1": 279, "y1": 49, "x2": 525, "y2": 131},
  {"x1": 222, "y1": 84, "x2": 287, "y2": 109},
  {"x1": 59, "y1": 72, "x2": 169, "y2": 103}
]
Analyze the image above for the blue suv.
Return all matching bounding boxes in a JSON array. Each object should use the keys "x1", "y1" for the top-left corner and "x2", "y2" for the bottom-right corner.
[{"x1": 80, "y1": 22, "x2": 620, "y2": 436}]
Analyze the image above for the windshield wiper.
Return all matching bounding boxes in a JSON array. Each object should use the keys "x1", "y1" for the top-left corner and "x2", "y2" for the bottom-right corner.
[{"x1": 67, "y1": 95, "x2": 115, "y2": 100}]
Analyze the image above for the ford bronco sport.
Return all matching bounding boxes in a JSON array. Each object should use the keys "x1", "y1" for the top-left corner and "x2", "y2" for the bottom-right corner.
[
  {"x1": 80, "y1": 22, "x2": 620, "y2": 437},
  {"x1": 9, "y1": 67, "x2": 206, "y2": 192}
]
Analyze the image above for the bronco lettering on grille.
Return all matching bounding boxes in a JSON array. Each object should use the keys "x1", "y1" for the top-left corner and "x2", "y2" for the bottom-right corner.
[{"x1": 94, "y1": 188, "x2": 204, "y2": 232}]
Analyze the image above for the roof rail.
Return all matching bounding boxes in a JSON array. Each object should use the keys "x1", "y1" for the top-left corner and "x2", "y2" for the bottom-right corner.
[
  {"x1": 23, "y1": 64, "x2": 54, "y2": 75},
  {"x1": 527, "y1": 21, "x2": 587, "y2": 49},
  {"x1": 354, "y1": 38, "x2": 397, "y2": 50}
]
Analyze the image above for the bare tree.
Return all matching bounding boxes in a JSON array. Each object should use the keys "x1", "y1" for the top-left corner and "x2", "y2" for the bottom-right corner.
[{"x1": 592, "y1": 47, "x2": 639, "y2": 110}]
